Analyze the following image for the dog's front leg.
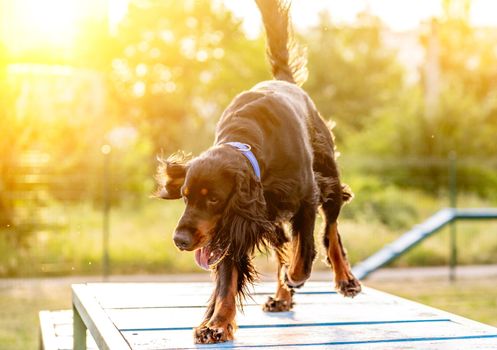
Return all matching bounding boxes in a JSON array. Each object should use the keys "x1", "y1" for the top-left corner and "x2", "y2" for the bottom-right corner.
[{"x1": 194, "y1": 259, "x2": 238, "y2": 344}]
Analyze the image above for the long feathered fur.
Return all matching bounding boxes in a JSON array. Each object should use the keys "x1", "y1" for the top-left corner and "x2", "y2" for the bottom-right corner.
[
  {"x1": 211, "y1": 161, "x2": 277, "y2": 303},
  {"x1": 155, "y1": 151, "x2": 191, "y2": 199},
  {"x1": 255, "y1": 0, "x2": 308, "y2": 86}
]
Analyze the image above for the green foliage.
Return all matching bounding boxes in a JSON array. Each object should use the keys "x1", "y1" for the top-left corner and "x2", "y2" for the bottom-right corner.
[
  {"x1": 2, "y1": 2, "x2": 497, "y2": 275},
  {"x1": 0, "y1": 57, "x2": 15, "y2": 228},
  {"x1": 0, "y1": 201, "x2": 195, "y2": 277},
  {"x1": 0, "y1": 69, "x2": 112, "y2": 240},
  {"x1": 1, "y1": 195, "x2": 497, "y2": 277},
  {"x1": 305, "y1": 11, "x2": 405, "y2": 140},
  {"x1": 341, "y1": 176, "x2": 420, "y2": 230},
  {"x1": 327, "y1": 12, "x2": 497, "y2": 197},
  {"x1": 112, "y1": 0, "x2": 269, "y2": 154},
  {"x1": 424, "y1": 18, "x2": 497, "y2": 159}
]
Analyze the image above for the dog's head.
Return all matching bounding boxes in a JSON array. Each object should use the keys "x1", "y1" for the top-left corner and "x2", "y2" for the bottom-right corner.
[{"x1": 156, "y1": 146, "x2": 271, "y2": 270}]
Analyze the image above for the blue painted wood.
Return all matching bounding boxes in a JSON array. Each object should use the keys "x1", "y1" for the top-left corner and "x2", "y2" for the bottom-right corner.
[
  {"x1": 71, "y1": 282, "x2": 497, "y2": 349},
  {"x1": 104, "y1": 292, "x2": 446, "y2": 331},
  {"x1": 455, "y1": 208, "x2": 497, "y2": 220},
  {"x1": 352, "y1": 209, "x2": 455, "y2": 279},
  {"x1": 121, "y1": 328, "x2": 497, "y2": 349},
  {"x1": 119, "y1": 318, "x2": 451, "y2": 332},
  {"x1": 352, "y1": 208, "x2": 497, "y2": 280},
  {"x1": 83, "y1": 282, "x2": 338, "y2": 309}
]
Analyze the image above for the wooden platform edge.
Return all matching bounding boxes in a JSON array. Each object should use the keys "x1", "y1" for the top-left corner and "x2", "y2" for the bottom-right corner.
[
  {"x1": 48, "y1": 283, "x2": 497, "y2": 349},
  {"x1": 72, "y1": 284, "x2": 131, "y2": 350},
  {"x1": 39, "y1": 310, "x2": 59, "y2": 350}
]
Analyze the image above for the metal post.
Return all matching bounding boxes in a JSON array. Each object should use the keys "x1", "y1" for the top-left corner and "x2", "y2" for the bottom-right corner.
[
  {"x1": 449, "y1": 152, "x2": 458, "y2": 282},
  {"x1": 101, "y1": 145, "x2": 112, "y2": 280}
]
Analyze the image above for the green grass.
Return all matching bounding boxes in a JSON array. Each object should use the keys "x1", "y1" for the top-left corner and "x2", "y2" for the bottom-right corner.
[
  {"x1": 1, "y1": 190, "x2": 497, "y2": 277},
  {"x1": 368, "y1": 279, "x2": 497, "y2": 327},
  {"x1": 0, "y1": 200, "x2": 196, "y2": 276},
  {"x1": 0, "y1": 281, "x2": 72, "y2": 350}
]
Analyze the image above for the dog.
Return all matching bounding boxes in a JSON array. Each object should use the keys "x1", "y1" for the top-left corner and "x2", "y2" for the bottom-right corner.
[{"x1": 156, "y1": 0, "x2": 361, "y2": 344}]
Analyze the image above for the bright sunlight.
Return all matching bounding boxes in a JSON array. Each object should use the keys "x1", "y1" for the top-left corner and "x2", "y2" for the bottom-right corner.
[
  {"x1": 6, "y1": 0, "x2": 79, "y2": 52},
  {"x1": 2, "y1": 0, "x2": 111, "y2": 57},
  {"x1": 2, "y1": 0, "x2": 497, "y2": 348}
]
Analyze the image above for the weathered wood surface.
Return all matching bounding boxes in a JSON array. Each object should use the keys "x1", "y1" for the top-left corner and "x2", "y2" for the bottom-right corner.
[
  {"x1": 39, "y1": 310, "x2": 97, "y2": 350},
  {"x1": 73, "y1": 284, "x2": 132, "y2": 350},
  {"x1": 71, "y1": 282, "x2": 497, "y2": 349}
]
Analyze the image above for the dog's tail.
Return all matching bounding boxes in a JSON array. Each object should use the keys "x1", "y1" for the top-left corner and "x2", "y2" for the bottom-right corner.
[{"x1": 255, "y1": 0, "x2": 308, "y2": 86}]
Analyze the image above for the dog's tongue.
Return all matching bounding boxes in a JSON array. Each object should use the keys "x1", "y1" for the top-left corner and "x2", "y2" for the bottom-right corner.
[{"x1": 194, "y1": 247, "x2": 210, "y2": 271}]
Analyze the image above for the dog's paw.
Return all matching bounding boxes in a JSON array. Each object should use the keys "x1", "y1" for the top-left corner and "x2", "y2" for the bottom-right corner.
[
  {"x1": 336, "y1": 277, "x2": 362, "y2": 297},
  {"x1": 283, "y1": 267, "x2": 306, "y2": 289},
  {"x1": 263, "y1": 296, "x2": 294, "y2": 312},
  {"x1": 193, "y1": 324, "x2": 234, "y2": 344}
]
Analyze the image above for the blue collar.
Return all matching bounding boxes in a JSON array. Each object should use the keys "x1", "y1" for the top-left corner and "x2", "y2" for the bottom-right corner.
[{"x1": 224, "y1": 142, "x2": 261, "y2": 181}]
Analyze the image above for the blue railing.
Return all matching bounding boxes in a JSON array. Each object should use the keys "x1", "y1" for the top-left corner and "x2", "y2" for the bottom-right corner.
[{"x1": 352, "y1": 208, "x2": 497, "y2": 280}]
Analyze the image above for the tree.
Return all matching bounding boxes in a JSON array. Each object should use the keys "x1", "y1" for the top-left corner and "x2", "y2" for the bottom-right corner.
[
  {"x1": 0, "y1": 44, "x2": 16, "y2": 227},
  {"x1": 305, "y1": 11, "x2": 405, "y2": 140},
  {"x1": 112, "y1": 0, "x2": 270, "y2": 155},
  {"x1": 418, "y1": 12, "x2": 497, "y2": 158}
]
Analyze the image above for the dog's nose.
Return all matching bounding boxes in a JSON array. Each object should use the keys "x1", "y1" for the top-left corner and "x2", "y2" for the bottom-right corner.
[{"x1": 173, "y1": 229, "x2": 193, "y2": 250}]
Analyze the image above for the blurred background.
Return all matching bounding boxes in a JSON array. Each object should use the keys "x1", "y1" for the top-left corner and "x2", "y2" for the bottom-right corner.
[{"x1": 1, "y1": 0, "x2": 497, "y2": 348}]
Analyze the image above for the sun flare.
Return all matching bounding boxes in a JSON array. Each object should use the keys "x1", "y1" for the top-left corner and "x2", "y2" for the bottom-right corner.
[
  {"x1": 1, "y1": 0, "x2": 113, "y2": 56},
  {"x1": 6, "y1": 0, "x2": 80, "y2": 52},
  {"x1": 24, "y1": 0, "x2": 78, "y2": 45}
]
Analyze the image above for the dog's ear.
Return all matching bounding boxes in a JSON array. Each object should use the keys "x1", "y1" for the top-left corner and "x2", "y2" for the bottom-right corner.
[{"x1": 155, "y1": 151, "x2": 192, "y2": 200}]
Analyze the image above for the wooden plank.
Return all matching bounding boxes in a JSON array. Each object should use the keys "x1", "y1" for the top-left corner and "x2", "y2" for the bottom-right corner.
[
  {"x1": 85, "y1": 281, "x2": 338, "y2": 295},
  {"x1": 49, "y1": 310, "x2": 73, "y2": 325},
  {"x1": 121, "y1": 321, "x2": 497, "y2": 349},
  {"x1": 39, "y1": 311, "x2": 59, "y2": 350},
  {"x1": 86, "y1": 282, "x2": 337, "y2": 309},
  {"x1": 39, "y1": 310, "x2": 97, "y2": 350},
  {"x1": 56, "y1": 334, "x2": 98, "y2": 350},
  {"x1": 106, "y1": 289, "x2": 443, "y2": 331},
  {"x1": 325, "y1": 338, "x2": 497, "y2": 350},
  {"x1": 108, "y1": 303, "x2": 442, "y2": 332},
  {"x1": 55, "y1": 323, "x2": 100, "y2": 347},
  {"x1": 73, "y1": 304, "x2": 86, "y2": 350},
  {"x1": 72, "y1": 284, "x2": 131, "y2": 350},
  {"x1": 98, "y1": 292, "x2": 348, "y2": 309},
  {"x1": 70, "y1": 282, "x2": 497, "y2": 349}
]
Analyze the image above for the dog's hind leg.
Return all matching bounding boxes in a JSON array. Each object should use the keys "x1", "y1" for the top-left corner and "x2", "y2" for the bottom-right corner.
[
  {"x1": 321, "y1": 183, "x2": 361, "y2": 297},
  {"x1": 263, "y1": 225, "x2": 294, "y2": 312},
  {"x1": 312, "y1": 118, "x2": 361, "y2": 297}
]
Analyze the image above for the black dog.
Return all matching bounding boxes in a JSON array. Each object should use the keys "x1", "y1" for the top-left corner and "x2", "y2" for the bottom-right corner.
[{"x1": 156, "y1": 0, "x2": 361, "y2": 344}]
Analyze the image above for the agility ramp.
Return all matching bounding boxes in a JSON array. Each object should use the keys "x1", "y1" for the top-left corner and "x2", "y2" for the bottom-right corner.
[
  {"x1": 39, "y1": 282, "x2": 497, "y2": 349},
  {"x1": 352, "y1": 208, "x2": 497, "y2": 280}
]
